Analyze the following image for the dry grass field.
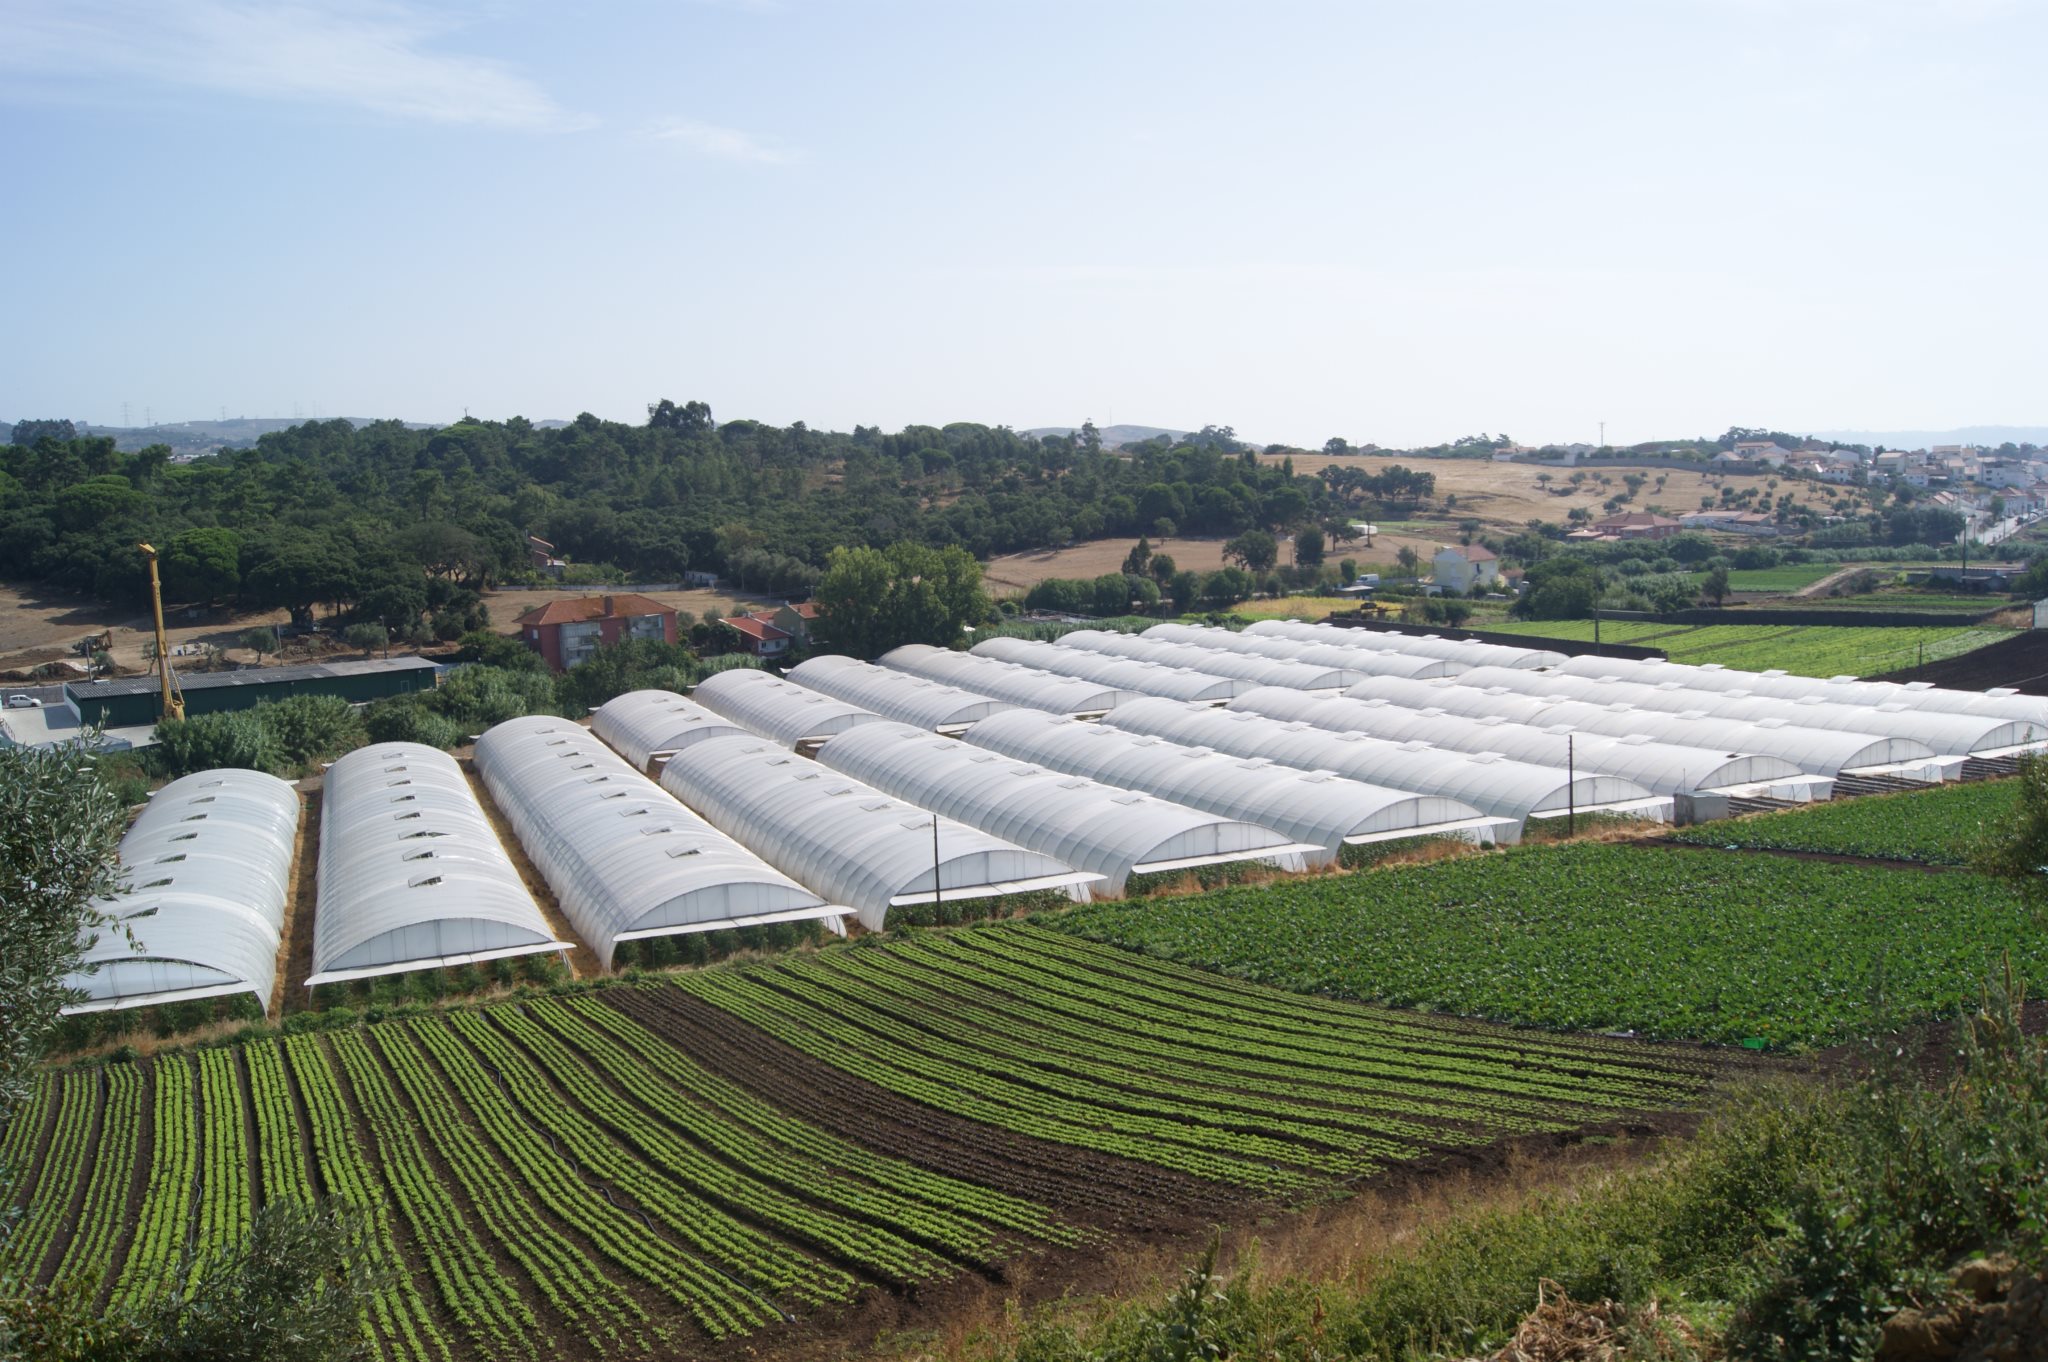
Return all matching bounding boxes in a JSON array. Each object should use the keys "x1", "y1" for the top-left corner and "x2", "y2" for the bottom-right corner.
[
  {"x1": 478, "y1": 586, "x2": 772, "y2": 636},
  {"x1": 1284, "y1": 453, "x2": 1732, "y2": 527}
]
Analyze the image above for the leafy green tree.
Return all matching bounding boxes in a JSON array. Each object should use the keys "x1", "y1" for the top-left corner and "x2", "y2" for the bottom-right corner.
[
  {"x1": 1148, "y1": 553, "x2": 1177, "y2": 586},
  {"x1": 148, "y1": 712, "x2": 279, "y2": 778},
  {"x1": 1223, "y1": 530, "x2": 1278, "y2": 574},
  {"x1": 1167, "y1": 569, "x2": 1201, "y2": 610},
  {"x1": 239, "y1": 627, "x2": 277, "y2": 660},
  {"x1": 814, "y1": 543, "x2": 990, "y2": 658},
  {"x1": 1199, "y1": 567, "x2": 1255, "y2": 608},
  {"x1": 159, "y1": 528, "x2": 242, "y2": 605},
  {"x1": 1121, "y1": 537, "x2": 1152, "y2": 577},
  {"x1": 342, "y1": 623, "x2": 386, "y2": 658},
  {"x1": 253, "y1": 696, "x2": 363, "y2": 770},
  {"x1": 1090, "y1": 573, "x2": 1132, "y2": 617},
  {"x1": 1293, "y1": 526, "x2": 1325, "y2": 567},
  {"x1": 1702, "y1": 563, "x2": 1732, "y2": 606}
]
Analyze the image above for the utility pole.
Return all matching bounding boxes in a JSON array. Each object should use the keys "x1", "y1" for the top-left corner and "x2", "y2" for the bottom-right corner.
[
  {"x1": 931, "y1": 815, "x2": 942, "y2": 915},
  {"x1": 1567, "y1": 733, "x2": 1576, "y2": 837}
]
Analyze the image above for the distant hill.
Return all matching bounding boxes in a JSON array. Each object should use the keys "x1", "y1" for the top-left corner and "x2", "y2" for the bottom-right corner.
[
  {"x1": 1804, "y1": 425, "x2": 2048, "y2": 450},
  {"x1": 1022, "y1": 423, "x2": 1189, "y2": 448}
]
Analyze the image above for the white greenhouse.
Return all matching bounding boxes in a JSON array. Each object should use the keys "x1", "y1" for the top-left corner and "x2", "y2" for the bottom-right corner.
[
  {"x1": 309, "y1": 744, "x2": 568, "y2": 985},
  {"x1": 816, "y1": 721, "x2": 1321, "y2": 893},
  {"x1": 880, "y1": 644, "x2": 1141, "y2": 715},
  {"x1": 591, "y1": 688, "x2": 750, "y2": 771},
  {"x1": 691, "y1": 668, "x2": 886, "y2": 748},
  {"x1": 1100, "y1": 698, "x2": 1671, "y2": 830},
  {"x1": 473, "y1": 716, "x2": 842, "y2": 967},
  {"x1": 1140, "y1": 622, "x2": 1473, "y2": 680},
  {"x1": 1346, "y1": 674, "x2": 1939, "y2": 779},
  {"x1": 1555, "y1": 655, "x2": 2048, "y2": 731},
  {"x1": 788, "y1": 654, "x2": 1014, "y2": 732},
  {"x1": 961, "y1": 708, "x2": 1510, "y2": 864},
  {"x1": 1054, "y1": 629, "x2": 1359, "y2": 691},
  {"x1": 971, "y1": 636, "x2": 1249, "y2": 703},
  {"x1": 1229, "y1": 688, "x2": 1815, "y2": 801},
  {"x1": 62, "y1": 769, "x2": 301, "y2": 1015},
  {"x1": 1242, "y1": 618, "x2": 1568, "y2": 669},
  {"x1": 658, "y1": 733, "x2": 1099, "y2": 929}
]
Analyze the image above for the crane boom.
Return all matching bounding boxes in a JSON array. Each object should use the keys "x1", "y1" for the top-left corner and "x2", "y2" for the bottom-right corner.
[{"x1": 137, "y1": 542, "x2": 185, "y2": 722}]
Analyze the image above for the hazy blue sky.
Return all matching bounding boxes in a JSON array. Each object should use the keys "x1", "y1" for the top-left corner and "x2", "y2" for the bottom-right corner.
[{"x1": 2, "y1": 0, "x2": 2041, "y2": 446}]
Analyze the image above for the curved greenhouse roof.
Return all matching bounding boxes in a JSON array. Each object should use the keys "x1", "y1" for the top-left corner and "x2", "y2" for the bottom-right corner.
[
  {"x1": 591, "y1": 688, "x2": 749, "y2": 770},
  {"x1": 658, "y1": 733, "x2": 1098, "y2": 929},
  {"x1": 1054, "y1": 629, "x2": 1359, "y2": 691},
  {"x1": 1242, "y1": 618, "x2": 1567, "y2": 669},
  {"x1": 962, "y1": 708, "x2": 1507, "y2": 865},
  {"x1": 817, "y1": 721, "x2": 1320, "y2": 894},
  {"x1": 880, "y1": 643, "x2": 1140, "y2": 715},
  {"x1": 473, "y1": 716, "x2": 840, "y2": 967},
  {"x1": 1557, "y1": 656, "x2": 2048, "y2": 730},
  {"x1": 971, "y1": 636, "x2": 1248, "y2": 703},
  {"x1": 1101, "y1": 698, "x2": 1670, "y2": 829},
  {"x1": 788, "y1": 654, "x2": 1013, "y2": 732},
  {"x1": 63, "y1": 769, "x2": 301, "y2": 1015},
  {"x1": 1231, "y1": 688, "x2": 1803, "y2": 797},
  {"x1": 691, "y1": 668, "x2": 885, "y2": 748},
  {"x1": 1142, "y1": 621, "x2": 1470, "y2": 679},
  {"x1": 1441, "y1": 667, "x2": 1933, "y2": 774},
  {"x1": 310, "y1": 744, "x2": 566, "y2": 985}
]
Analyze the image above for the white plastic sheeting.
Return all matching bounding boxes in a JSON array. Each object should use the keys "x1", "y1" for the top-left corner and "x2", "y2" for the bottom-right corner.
[
  {"x1": 971, "y1": 636, "x2": 1249, "y2": 703},
  {"x1": 1347, "y1": 674, "x2": 1934, "y2": 778},
  {"x1": 1242, "y1": 618, "x2": 1568, "y2": 669},
  {"x1": 310, "y1": 744, "x2": 566, "y2": 985},
  {"x1": 1556, "y1": 656, "x2": 2048, "y2": 731},
  {"x1": 591, "y1": 689, "x2": 750, "y2": 770},
  {"x1": 788, "y1": 654, "x2": 1014, "y2": 731},
  {"x1": 1101, "y1": 697, "x2": 1670, "y2": 830},
  {"x1": 658, "y1": 733, "x2": 1099, "y2": 929},
  {"x1": 961, "y1": 708, "x2": 1508, "y2": 865},
  {"x1": 1443, "y1": 663, "x2": 2029, "y2": 758},
  {"x1": 1137, "y1": 622, "x2": 1472, "y2": 679},
  {"x1": 691, "y1": 669, "x2": 886, "y2": 748},
  {"x1": 63, "y1": 769, "x2": 301, "y2": 1015},
  {"x1": 474, "y1": 716, "x2": 840, "y2": 967},
  {"x1": 1229, "y1": 687, "x2": 1807, "y2": 798},
  {"x1": 816, "y1": 721, "x2": 1321, "y2": 893},
  {"x1": 880, "y1": 644, "x2": 1141, "y2": 715},
  {"x1": 1054, "y1": 629, "x2": 1359, "y2": 690}
]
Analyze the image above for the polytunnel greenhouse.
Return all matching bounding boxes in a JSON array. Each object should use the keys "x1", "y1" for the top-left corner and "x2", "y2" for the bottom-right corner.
[
  {"x1": 62, "y1": 768, "x2": 300, "y2": 1015},
  {"x1": 1556, "y1": 655, "x2": 2048, "y2": 730},
  {"x1": 1054, "y1": 629, "x2": 1360, "y2": 691},
  {"x1": 1100, "y1": 697, "x2": 1671, "y2": 830},
  {"x1": 473, "y1": 715, "x2": 841, "y2": 967},
  {"x1": 590, "y1": 688, "x2": 749, "y2": 771},
  {"x1": 1229, "y1": 687, "x2": 1813, "y2": 801},
  {"x1": 1139, "y1": 622, "x2": 1472, "y2": 679},
  {"x1": 971, "y1": 636, "x2": 1249, "y2": 703},
  {"x1": 657, "y1": 732, "x2": 1099, "y2": 929},
  {"x1": 960, "y1": 707, "x2": 1508, "y2": 864},
  {"x1": 788, "y1": 654, "x2": 1013, "y2": 731},
  {"x1": 691, "y1": 668, "x2": 885, "y2": 748},
  {"x1": 816, "y1": 720, "x2": 1321, "y2": 893},
  {"x1": 880, "y1": 643, "x2": 1141, "y2": 715},
  {"x1": 1241, "y1": 618, "x2": 1568, "y2": 669},
  {"x1": 307, "y1": 743, "x2": 568, "y2": 985}
]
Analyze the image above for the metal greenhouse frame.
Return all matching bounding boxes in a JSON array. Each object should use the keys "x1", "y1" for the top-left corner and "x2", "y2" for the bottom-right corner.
[{"x1": 473, "y1": 716, "x2": 842, "y2": 967}]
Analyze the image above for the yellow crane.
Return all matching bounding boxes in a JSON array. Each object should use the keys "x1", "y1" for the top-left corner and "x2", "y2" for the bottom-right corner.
[{"x1": 137, "y1": 542, "x2": 185, "y2": 722}]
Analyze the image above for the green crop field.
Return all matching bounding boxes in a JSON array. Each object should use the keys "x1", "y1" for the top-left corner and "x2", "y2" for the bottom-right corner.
[
  {"x1": 1484, "y1": 619, "x2": 2011, "y2": 676},
  {"x1": 0, "y1": 931, "x2": 1711, "y2": 1360},
  {"x1": 1691, "y1": 563, "x2": 1843, "y2": 593},
  {"x1": 1049, "y1": 844, "x2": 2048, "y2": 1048},
  {"x1": 1672, "y1": 779, "x2": 2020, "y2": 866}
]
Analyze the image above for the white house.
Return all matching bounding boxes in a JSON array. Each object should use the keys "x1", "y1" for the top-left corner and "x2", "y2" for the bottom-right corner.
[
  {"x1": 1732, "y1": 441, "x2": 1793, "y2": 466},
  {"x1": 1432, "y1": 544, "x2": 1503, "y2": 594}
]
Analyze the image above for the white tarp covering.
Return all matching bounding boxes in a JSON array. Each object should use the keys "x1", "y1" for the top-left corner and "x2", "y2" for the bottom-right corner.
[
  {"x1": 1101, "y1": 697, "x2": 1670, "y2": 830},
  {"x1": 1054, "y1": 629, "x2": 1360, "y2": 690},
  {"x1": 881, "y1": 643, "x2": 1142, "y2": 715},
  {"x1": 971, "y1": 636, "x2": 1249, "y2": 703},
  {"x1": 658, "y1": 733, "x2": 1099, "y2": 929},
  {"x1": 816, "y1": 721, "x2": 1320, "y2": 893},
  {"x1": 1556, "y1": 655, "x2": 2048, "y2": 730},
  {"x1": 309, "y1": 743, "x2": 567, "y2": 985},
  {"x1": 63, "y1": 769, "x2": 301, "y2": 1015},
  {"x1": 591, "y1": 688, "x2": 750, "y2": 770},
  {"x1": 788, "y1": 654, "x2": 1014, "y2": 731},
  {"x1": 961, "y1": 707, "x2": 1509, "y2": 864},
  {"x1": 474, "y1": 716, "x2": 841, "y2": 967},
  {"x1": 1137, "y1": 622, "x2": 1471, "y2": 679},
  {"x1": 691, "y1": 669, "x2": 885, "y2": 748},
  {"x1": 1242, "y1": 618, "x2": 1568, "y2": 669}
]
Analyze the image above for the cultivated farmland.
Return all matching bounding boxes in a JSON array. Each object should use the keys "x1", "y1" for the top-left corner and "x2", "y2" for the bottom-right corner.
[
  {"x1": 1050, "y1": 844, "x2": 2048, "y2": 1047},
  {"x1": 1671, "y1": 777, "x2": 2019, "y2": 866},
  {"x1": 1481, "y1": 619, "x2": 2011, "y2": 677},
  {"x1": 0, "y1": 931, "x2": 1713, "y2": 1359}
]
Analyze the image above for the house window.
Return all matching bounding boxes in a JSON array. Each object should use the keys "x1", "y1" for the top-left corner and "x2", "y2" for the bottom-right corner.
[{"x1": 629, "y1": 613, "x2": 665, "y2": 641}]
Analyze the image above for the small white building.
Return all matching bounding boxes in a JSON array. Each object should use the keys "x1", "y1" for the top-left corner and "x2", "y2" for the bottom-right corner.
[{"x1": 1433, "y1": 544, "x2": 1503, "y2": 594}]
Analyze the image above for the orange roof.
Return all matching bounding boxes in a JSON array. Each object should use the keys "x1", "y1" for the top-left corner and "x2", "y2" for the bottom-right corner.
[
  {"x1": 723, "y1": 615, "x2": 791, "y2": 643},
  {"x1": 514, "y1": 593, "x2": 674, "y2": 627},
  {"x1": 785, "y1": 602, "x2": 822, "y2": 619}
]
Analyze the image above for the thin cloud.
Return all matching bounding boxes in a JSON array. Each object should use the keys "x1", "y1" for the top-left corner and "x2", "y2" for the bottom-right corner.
[
  {"x1": 651, "y1": 117, "x2": 798, "y2": 165},
  {"x1": 0, "y1": 0, "x2": 582, "y2": 129}
]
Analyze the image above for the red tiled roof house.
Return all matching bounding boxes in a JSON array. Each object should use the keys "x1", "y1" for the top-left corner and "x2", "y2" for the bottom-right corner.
[
  {"x1": 514, "y1": 593, "x2": 678, "y2": 670},
  {"x1": 720, "y1": 602, "x2": 821, "y2": 659}
]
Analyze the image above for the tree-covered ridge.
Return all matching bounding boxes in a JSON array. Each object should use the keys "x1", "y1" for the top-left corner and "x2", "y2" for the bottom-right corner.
[{"x1": 0, "y1": 408, "x2": 1419, "y2": 613}]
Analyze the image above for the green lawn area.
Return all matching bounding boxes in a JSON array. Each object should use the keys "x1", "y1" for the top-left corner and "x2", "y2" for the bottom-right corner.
[
  {"x1": 1689, "y1": 563, "x2": 1843, "y2": 593},
  {"x1": 1483, "y1": 619, "x2": 2012, "y2": 676},
  {"x1": 1670, "y1": 778, "x2": 2018, "y2": 866},
  {"x1": 1047, "y1": 843, "x2": 2047, "y2": 1048}
]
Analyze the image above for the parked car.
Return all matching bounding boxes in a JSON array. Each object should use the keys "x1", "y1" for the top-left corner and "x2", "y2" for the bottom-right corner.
[{"x1": 6, "y1": 695, "x2": 44, "y2": 709}]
